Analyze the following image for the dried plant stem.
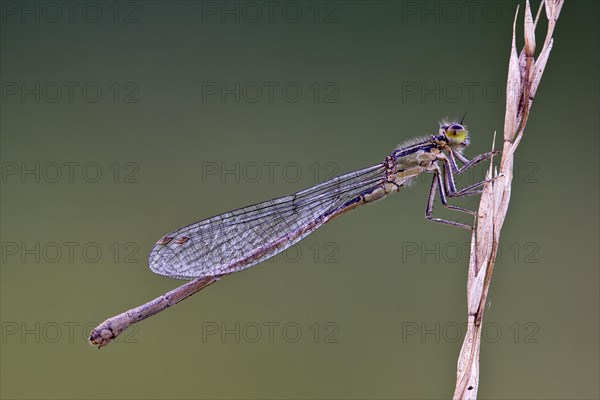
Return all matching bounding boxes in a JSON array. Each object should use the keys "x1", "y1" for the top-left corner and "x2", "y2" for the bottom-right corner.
[{"x1": 452, "y1": 1, "x2": 563, "y2": 398}]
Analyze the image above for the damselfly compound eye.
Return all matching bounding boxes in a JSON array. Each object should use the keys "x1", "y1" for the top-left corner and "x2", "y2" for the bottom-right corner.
[{"x1": 444, "y1": 123, "x2": 468, "y2": 145}]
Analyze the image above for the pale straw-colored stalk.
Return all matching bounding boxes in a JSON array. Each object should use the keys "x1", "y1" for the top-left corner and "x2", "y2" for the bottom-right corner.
[{"x1": 452, "y1": 1, "x2": 564, "y2": 398}]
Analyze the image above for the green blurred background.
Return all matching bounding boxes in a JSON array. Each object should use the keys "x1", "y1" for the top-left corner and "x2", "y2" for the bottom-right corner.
[{"x1": 1, "y1": 1, "x2": 598, "y2": 399}]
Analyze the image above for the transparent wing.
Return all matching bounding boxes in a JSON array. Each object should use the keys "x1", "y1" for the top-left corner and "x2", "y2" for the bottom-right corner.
[{"x1": 148, "y1": 163, "x2": 387, "y2": 279}]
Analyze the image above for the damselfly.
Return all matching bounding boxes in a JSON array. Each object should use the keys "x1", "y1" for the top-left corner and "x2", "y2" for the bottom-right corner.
[{"x1": 89, "y1": 121, "x2": 494, "y2": 347}]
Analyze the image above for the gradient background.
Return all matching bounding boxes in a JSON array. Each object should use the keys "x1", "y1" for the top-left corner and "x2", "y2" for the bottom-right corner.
[{"x1": 1, "y1": 1, "x2": 598, "y2": 399}]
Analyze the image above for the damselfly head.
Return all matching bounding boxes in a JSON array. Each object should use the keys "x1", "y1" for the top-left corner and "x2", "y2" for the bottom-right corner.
[{"x1": 440, "y1": 122, "x2": 469, "y2": 147}]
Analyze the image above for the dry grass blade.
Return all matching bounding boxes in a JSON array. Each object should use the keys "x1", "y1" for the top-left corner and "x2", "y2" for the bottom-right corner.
[{"x1": 452, "y1": 1, "x2": 564, "y2": 399}]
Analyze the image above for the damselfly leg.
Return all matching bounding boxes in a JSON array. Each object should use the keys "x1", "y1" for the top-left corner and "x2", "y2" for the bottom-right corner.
[{"x1": 426, "y1": 150, "x2": 496, "y2": 229}]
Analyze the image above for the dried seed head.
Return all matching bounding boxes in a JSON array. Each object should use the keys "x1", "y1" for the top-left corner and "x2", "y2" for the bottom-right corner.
[
  {"x1": 504, "y1": 6, "x2": 521, "y2": 141},
  {"x1": 524, "y1": 0, "x2": 536, "y2": 57}
]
